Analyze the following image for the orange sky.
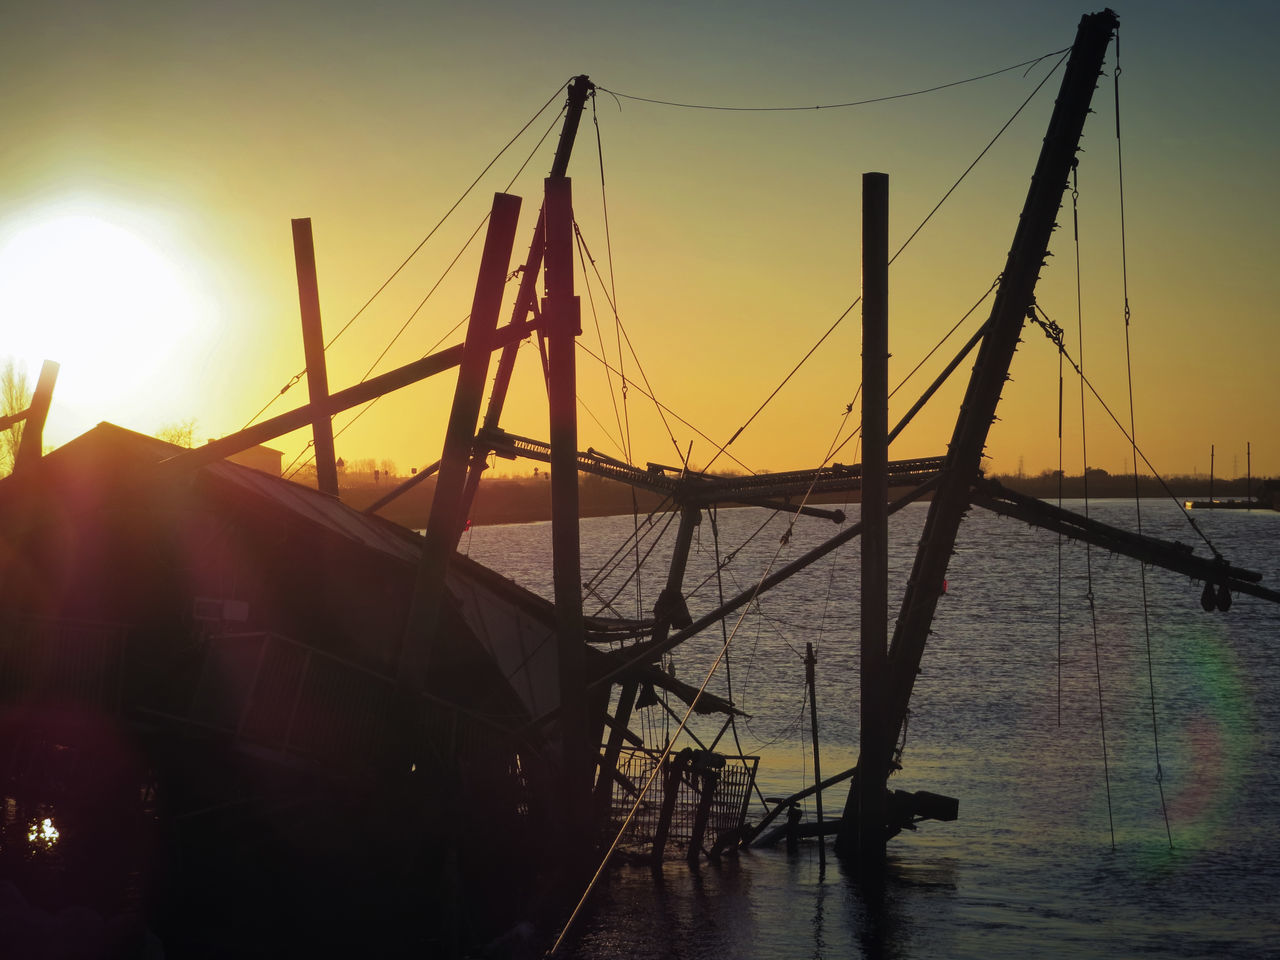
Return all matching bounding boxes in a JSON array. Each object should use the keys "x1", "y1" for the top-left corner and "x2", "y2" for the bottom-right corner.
[{"x1": 2, "y1": 2, "x2": 1277, "y2": 481}]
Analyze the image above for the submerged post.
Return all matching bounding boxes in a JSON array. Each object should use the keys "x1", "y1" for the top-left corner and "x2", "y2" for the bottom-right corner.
[
  {"x1": 14, "y1": 360, "x2": 59, "y2": 473},
  {"x1": 805, "y1": 642, "x2": 826, "y2": 865},
  {"x1": 837, "y1": 172, "x2": 890, "y2": 861},
  {"x1": 545, "y1": 174, "x2": 591, "y2": 849},
  {"x1": 292, "y1": 218, "x2": 339, "y2": 497}
]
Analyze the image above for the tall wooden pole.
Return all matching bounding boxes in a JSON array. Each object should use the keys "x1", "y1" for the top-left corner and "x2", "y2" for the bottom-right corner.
[
  {"x1": 880, "y1": 8, "x2": 1115, "y2": 776},
  {"x1": 13, "y1": 360, "x2": 59, "y2": 473},
  {"x1": 458, "y1": 76, "x2": 595, "y2": 525},
  {"x1": 545, "y1": 175, "x2": 590, "y2": 846},
  {"x1": 837, "y1": 172, "x2": 890, "y2": 861},
  {"x1": 292, "y1": 218, "x2": 339, "y2": 497}
]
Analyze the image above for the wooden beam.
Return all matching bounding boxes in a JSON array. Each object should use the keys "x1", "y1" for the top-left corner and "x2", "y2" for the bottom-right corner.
[
  {"x1": 292, "y1": 218, "x2": 339, "y2": 496},
  {"x1": 14, "y1": 360, "x2": 59, "y2": 473},
  {"x1": 879, "y1": 10, "x2": 1117, "y2": 787},
  {"x1": 399, "y1": 192, "x2": 522, "y2": 686},
  {"x1": 162, "y1": 316, "x2": 538, "y2": 473}
]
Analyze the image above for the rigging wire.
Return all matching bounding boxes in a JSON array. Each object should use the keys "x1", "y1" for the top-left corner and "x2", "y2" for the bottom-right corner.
[
  {"x1": 574, "y1": 340, "x2": 755, "y2": 475},
  {"x1": 1070, "y1": 161, "x2": 1116, "y2": 852},
  {"x1": 574, "y1": 222, "x2": 629, "y2": 460},
  {"x1": 583, "y1": 496, "x2": 674, "y2": 599},
  {"x1": 572, "y1": 224, "x2": 687, "y2": 466},
  {"x1": 550, "y1": 405, "x2": 868, "y2": 955},
  {"x1": 593, "y1": 507, "x2": 680, "y2": 617},
  {"x1": 596, "y1": 49, "x2": 1068, "y2": 112},
  {"x1": 708, "y1": 506, "x2": 771, "y2": 813},
  {"x1": 282, "y1": 312, "x2": 470, "y2": 481},
  {"x1": 826, "y1": 274, "x2": 999, "y2": 462},
  {"x1": 1028, "y1": 303, "x2": 1223, "y2": 560},
  {"x1": 1112, "y1": 35, "x2": 1173, "y2": 848},
  {"x1": 239, "y1": 80, "x2": 571, "y2": 431},
  {"x1": 697, "y1": 48, "x2": 1070, "y2": 476},
  {"x1": 1057, "y1": 288, "x2": 1065, "y2": 728},
  {"x1": 592, "y1": 94, "x2": 634, "y2": 466},
  {"x1": 276, "y1": 101, "x2": 569, "y2": 481},
  {"x1": 576, "y1": 390, "x2": 629, "y2": 462}
]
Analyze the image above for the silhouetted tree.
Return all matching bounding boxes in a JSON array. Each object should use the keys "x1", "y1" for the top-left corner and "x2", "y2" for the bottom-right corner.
[
  {"x1": 156, "y1": 418, "x2": 198, "y2": 448},
  {"x1": 1, "y1": 358, "x2": 32, "y2": 476}
]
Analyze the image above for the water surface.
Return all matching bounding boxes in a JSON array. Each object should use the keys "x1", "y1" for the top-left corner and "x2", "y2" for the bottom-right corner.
[{"x1": 463, "y1": 500, "x2": 1280, "y2": 958}]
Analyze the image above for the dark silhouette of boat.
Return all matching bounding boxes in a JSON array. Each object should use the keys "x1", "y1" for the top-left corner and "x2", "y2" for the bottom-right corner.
[{"x1": 2, "y1": 9, "x2": 1278, "y2": 958}]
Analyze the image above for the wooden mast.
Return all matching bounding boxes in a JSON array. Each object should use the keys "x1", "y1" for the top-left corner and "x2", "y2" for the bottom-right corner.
[{"x1": 837, "y1": 8, "x2": 1119, "y2": 859}]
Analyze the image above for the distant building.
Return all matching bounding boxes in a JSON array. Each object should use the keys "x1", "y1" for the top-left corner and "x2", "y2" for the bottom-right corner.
[{"x1": 225, "y1": 442, "x2": 283, "y2": 476}]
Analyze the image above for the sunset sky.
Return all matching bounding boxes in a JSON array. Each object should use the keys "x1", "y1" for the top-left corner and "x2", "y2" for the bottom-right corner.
[{"x1": 2, "y1": 1, "x2": 1276, "y2": 481}]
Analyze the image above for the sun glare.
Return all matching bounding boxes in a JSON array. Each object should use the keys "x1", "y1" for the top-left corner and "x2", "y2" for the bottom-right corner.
[{"x1": 0, "y1": 205, "x2": 213, "y2": 438}]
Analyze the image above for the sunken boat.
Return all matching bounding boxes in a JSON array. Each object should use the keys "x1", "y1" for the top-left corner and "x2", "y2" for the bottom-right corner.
[{"x1": 3, "y1": 9, "x2": 1279, "y2": 958}]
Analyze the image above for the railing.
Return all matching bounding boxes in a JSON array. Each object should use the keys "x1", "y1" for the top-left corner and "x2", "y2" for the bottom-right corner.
[{"x1": 608, "y1": 746, "x2": 758, "y2": 860}]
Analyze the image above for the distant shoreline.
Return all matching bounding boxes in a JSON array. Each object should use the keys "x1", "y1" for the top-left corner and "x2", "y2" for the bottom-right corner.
[{"x1": 333, "y1": 471, "x2": 1275, "y2": 530}]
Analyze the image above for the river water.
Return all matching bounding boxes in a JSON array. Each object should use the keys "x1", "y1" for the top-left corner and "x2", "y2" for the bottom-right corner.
[{"x1": 462, "y1": 498, "x2": 1280, "y2": 959}]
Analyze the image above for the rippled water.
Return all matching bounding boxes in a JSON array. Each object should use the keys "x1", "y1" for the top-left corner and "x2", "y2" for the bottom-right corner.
[{"x1": 462, "y1": 499, "x2": 1280, "y2": 959}]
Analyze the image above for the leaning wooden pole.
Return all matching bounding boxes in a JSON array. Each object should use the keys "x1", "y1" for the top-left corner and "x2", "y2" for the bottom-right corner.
[
  {"x1": 13, "y1": 360, "x2": 59, "y2": 474},
  {"x1": 545, "y1": 174, "x2": 591, "y2": 852},
  {"x1": 837, "y1": 172, "x2": 890, "y2": 861},
  {"x1": 292, "y1": 218, "x2": 340, "y2": 497},
  {"x1": 398, "y1": 193, "x2": 522, "y2": 686},
  {"x1": 875, "y1": 9, "x2": 1118, "y2": 812},
  {"x1": 458, "y1": 76, "x2": 595, "y2": 525}
]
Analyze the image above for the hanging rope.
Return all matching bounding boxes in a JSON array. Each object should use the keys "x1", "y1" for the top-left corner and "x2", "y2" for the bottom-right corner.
[
  {"x1": 1028, "y1": 303, "x2": 1223, "y2": 561},
  {"x1": 1112, "y1": 35, "x2": 1173, "y2": 849},
  {"x1": 572, "y1": 225, "x2": 688, "y2": 467},
  {"x1": 596, "y1": 49, "x2": 1068, "y2": 112},
  {"x1": 698, "y1": 50, "x2": 1070, "y2": 476},
  {"x1": 592, "y1": 95, "x2": 634, "y2": 466},
  {"x1": 1057, "y1": 294, "x2": 1065, "y2": 728},
  {"x1": 282, "y1": 312, "x2": 471, "y2": 481},
  {"x1": 1069, "y1": 161, "x2": 1116, "y2": 851},
  {"x1": 574, "y1": 340, "x2": 756, "y2": 475},
  {"x1": 574, "y1": 223, "x2": 629, "y2": 461},
  {"x1": 710, "y1": 505, "x2": 772, "y2": 814},
  {"x1": 551, "y1": 392, "x2": 877, "y2": 952}
]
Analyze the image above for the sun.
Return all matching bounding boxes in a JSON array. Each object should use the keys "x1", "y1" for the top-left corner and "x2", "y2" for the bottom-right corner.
[{"x1": 0, "y1": 203, "x2": 213, "y2": 440}]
